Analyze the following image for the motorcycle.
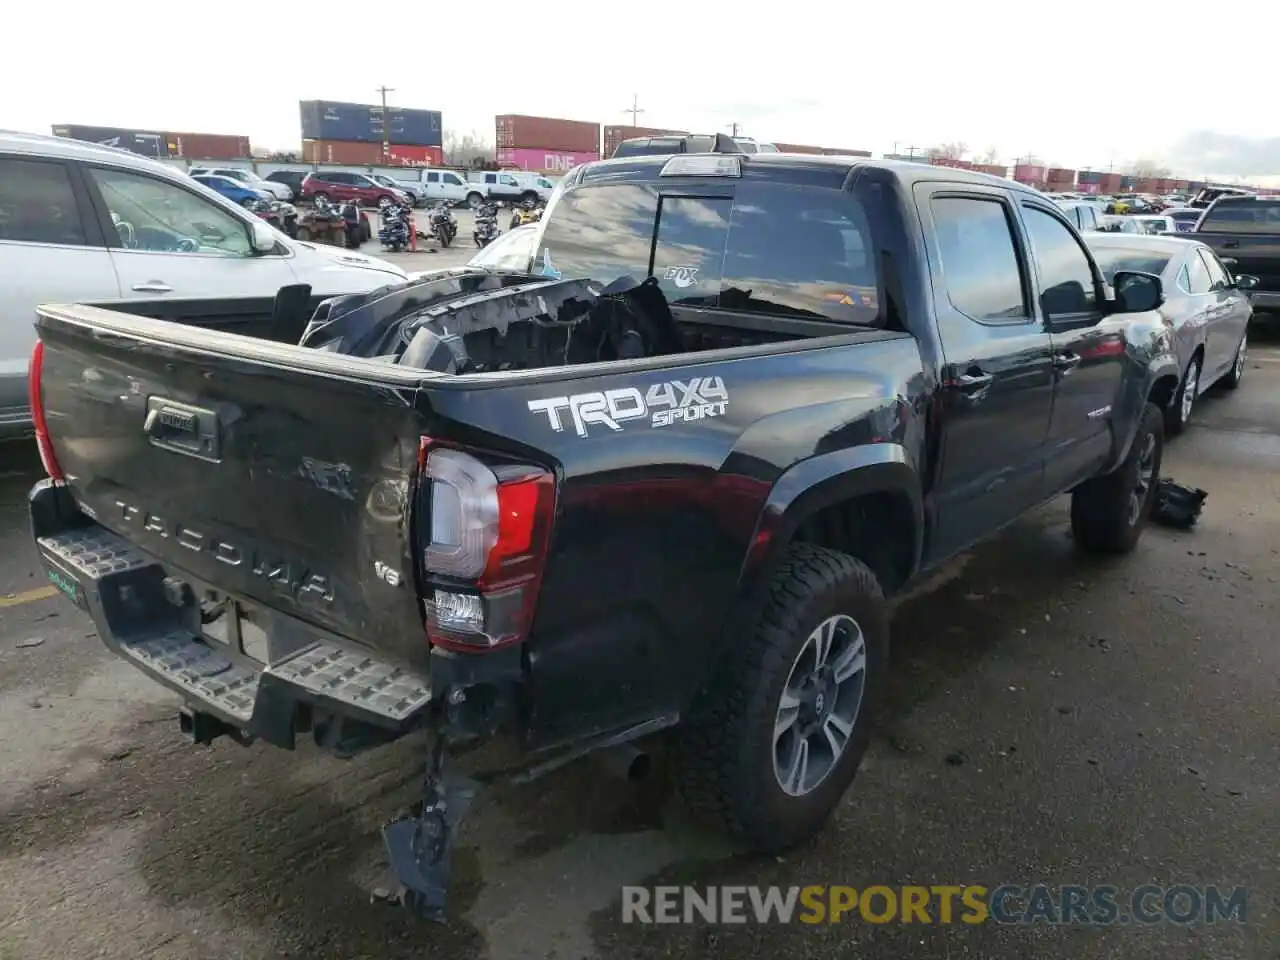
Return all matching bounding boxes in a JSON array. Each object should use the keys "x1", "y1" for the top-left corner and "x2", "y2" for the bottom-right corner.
[
  {"x1": 473, "y1": 199, "x2": 500, "y2": 248},
  {"x1": 509, "y1": 197, "x2": 544, "y2": 231},
  {"x1": 378, "y1": 200, "x2": 414, "y2": 252},
  {"x1": 427, "y1": 202, "x2": 457, "y2": 247}
]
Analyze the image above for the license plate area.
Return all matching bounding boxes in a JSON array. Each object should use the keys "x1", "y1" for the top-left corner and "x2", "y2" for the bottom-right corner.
[{"x1": 201, "y1": 598, "x2": 270, "y2": 664}]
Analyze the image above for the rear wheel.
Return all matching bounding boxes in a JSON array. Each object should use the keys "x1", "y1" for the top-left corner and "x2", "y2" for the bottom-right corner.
[
  {"x1": 1165, "y1": 354, "x2": 1201, "y2": 435},
  {"x1": 672, "y1": 543, "x2": 888, "y2": 852},
  {"x1": 467, "y1": 191, "x2": 485, "y2": 209},
  {"x1": 1071, "y1": 401, "x2": 1163, "y2": 554},
  {"x1": 1220, "y1": 331, "x2": 1247, "y2": 389}
]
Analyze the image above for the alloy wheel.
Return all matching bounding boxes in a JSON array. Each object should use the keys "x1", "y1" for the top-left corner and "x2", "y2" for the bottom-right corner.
[
  {"x1": 773, "y1": 614, "x2": 868, "y2": 797},
  {"x1": 1128, "y1": 433, "x2": 1158, "y2": 526}
]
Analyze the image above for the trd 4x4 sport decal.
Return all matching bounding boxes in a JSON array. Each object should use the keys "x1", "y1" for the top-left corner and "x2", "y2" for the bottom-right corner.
[{"x1": 527, "y1": 376, "x2": 729, "y2": 438}]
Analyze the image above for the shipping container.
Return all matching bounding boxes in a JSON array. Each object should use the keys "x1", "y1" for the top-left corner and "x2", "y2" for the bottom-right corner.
[
  {"x1": 386, "y1": 144, "x2": 444, "y2": 167},
  {"x1": 1174, "y1": 180, "x2": 1191, "y2": 192},
  {"x1": 930, "y1": 157, "x2": 974, "y2": 169},
  {"x1": 1119, "y1": 175, "x2": 1136, "y2": 190},
  {"x1": 1047, "y1": 168, "x2": 1076, "y2": 184},
  {"x1": 496, "y1": 146, "x2": 600, "y2": 174},
  {"x1": 774, "y1": 142, "x2": 825, "y2": 155},
  {"x1": 1077, "y1": 183, "x2": 1100, "y2": 195},
  {"x1": 1078, "y1": 170, "x2": 1102, "y2": 185},
  {"x1": 165, "y1": 131, "x2": 251, "y2": 160},
  {"x1": 1013, "y1": 163, "x2": 1046, "y2": 182},
  {"x1": 1100, "y1": 173, "x2": 1122, "y2": 193},
  {"x1": 51, "y1": 123, "x2": 170, "y2": 158},
  {"x1": 300, "y1": 101, "x2": 442, "y2": 147},
  {"x1": 974, "y1": 163, "x2": 1008, "y2": 178},
  {"x1": 603, "y1": 125, "x2": 690, "y2": 157},
  {"x1": 821, "y1": 147, "x2": 873, "y2": 157},
  {"x1": 301, "y1": 139, "x2": 386, "y2": 165},
  {"x1": 496, "y1": 115, "x2": 600, "y2": 153}
]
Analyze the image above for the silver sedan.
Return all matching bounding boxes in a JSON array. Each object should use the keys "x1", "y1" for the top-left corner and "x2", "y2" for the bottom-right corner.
[{"x1": 1086, "y1": 233, "x2": 1254, "y2": 434}]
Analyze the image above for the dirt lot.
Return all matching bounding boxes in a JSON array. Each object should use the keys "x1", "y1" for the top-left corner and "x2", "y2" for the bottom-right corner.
[{"x1": 1, "y1": 331, "x2": 1277, "y2": 959}]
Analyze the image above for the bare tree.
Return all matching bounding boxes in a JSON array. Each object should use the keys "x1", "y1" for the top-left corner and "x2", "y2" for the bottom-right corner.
[
  {"x1": 443, "y1": 130, "x2": 496, "y2": 167},
  {"x1": 927, "y1": 142, "x2": 968, "y2": 161},
  {"x1": 977, "y1": 146, "x2": 1000, "y2": 165},
  {"x1": 1128, "y1": 158, "x2": 1172, "y2": 179}
]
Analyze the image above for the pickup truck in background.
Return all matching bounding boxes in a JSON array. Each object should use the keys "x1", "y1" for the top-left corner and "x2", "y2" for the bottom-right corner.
[
  {"x1": 28, "y1": 152, "x2": 1182, "y2": 920},
  {"x1": 463, "y1": 170, "x2": 555, "y2": 207},
  {"x1": 1189, "y1": 193, "x2": 1280, "y2": 312}
]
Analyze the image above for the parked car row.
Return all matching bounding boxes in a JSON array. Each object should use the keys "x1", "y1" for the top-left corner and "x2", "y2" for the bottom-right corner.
[
  {"x1": 0, "y1": 131, "x2": 411, "y2": 437},
  {"x1": 250, "y1": 166, "x2": 557, "y2": 210}
]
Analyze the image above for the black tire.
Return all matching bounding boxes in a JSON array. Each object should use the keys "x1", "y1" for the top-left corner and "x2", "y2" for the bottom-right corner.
[
  {"x1": 520, "y1": 190, "x2": 539, "y2": 205},
  {"x1": 1070, "y1": 401, "x2": 1163, "y2": 554},
  {"x1": 440, "y1": 226, "x2": 453, "y2": 248},
  {"x1": 671, "y1": 543, "x2": 889, "y2": 853},
  {"x1": 466, "y1": 191, "x2": 485, "y2": 209},
  {"x1": 1220, "y1": 330, "x2": 1247, "y2": 390},
  {"x1": 1165, "y1": 354, "x2": 1201, "y2": 436}
]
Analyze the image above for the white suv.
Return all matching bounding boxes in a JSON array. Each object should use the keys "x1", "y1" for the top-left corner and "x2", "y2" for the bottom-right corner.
[
  {"x1": 188, "y1": 165, "x2": 293, "y2": 201},
  {"x1": 0, "y1": 131, "x2": 409, "y2": 437}
]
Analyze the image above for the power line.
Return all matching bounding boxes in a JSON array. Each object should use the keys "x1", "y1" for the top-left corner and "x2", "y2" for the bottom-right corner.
[{"x1": 376, "y1": 85, "x2": 395, "y2": 160}]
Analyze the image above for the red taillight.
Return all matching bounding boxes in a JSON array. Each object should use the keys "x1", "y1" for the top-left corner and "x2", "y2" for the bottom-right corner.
[
  {"x1": 419, "y1": 439, "x2": 556, "y2": 653},
  {"x1": 27, "y1": 341, "x2": 64, "y2": 481}
]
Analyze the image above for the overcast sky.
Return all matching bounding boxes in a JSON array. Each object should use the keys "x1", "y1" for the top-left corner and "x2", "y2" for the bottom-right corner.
[{"x1": 5, "y1": 0, "x2": 1279, "y2": 183}]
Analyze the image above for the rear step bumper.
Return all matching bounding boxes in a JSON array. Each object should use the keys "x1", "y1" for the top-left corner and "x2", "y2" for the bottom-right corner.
[{"x1": 35, "y1": 522, "x2": 433, "y2": 747}]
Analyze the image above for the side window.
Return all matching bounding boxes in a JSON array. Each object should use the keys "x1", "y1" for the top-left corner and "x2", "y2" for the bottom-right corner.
[
  {"x1": 930, "y1": 196, "x2": 1027, "y2": 323},
  {"x1": 502, "y1": 174, "x2": 519, "y2": 186},
  {"x1": 426, "y1": 172, "x2": 439, "y2": 183},
  {"x1": 719, "y1": 182, "x2": 879, "y2": 324},
  {"x1": 1199, "y1": 249, "x2": 1230, "y2": 290},
  {"x1": 532, "y1": 183, "x2": 658, "y2": 283},
  {"x1": 444, "y1": 174, "x2": 462, "y2": 186},
  {"x1": 652, "y1": 196, "x2": 732, "y2": 305},
  {"x1": 0, "y1": 158, "x2": 88, "y2": 246},
  {"x1": 87, "y1": 167, "x2": 252, "y2": 257},
  {"x1": 1021, "y1": 205, "x2": 1098, "y2": 317},
  {"x1": 1184, "y1": 251, "x2": 1211, "y2": 294},
  {"x1": 484, "y1": 173, "x2": 496, "y2": 184}
]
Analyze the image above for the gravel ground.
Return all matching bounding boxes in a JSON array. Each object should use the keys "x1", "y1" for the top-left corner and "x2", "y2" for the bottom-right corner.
[{"x1": 0, "y1": 330, "x2": 1277, "y2": 960}]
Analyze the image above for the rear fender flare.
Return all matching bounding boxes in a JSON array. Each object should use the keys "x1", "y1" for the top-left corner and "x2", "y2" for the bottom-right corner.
[
  {"x1": 737, "y1": 443, "x2": 924, "y2": 598},
  {"x1": 1111, "y1": 351, "x2": 1180, "y2": 470}
]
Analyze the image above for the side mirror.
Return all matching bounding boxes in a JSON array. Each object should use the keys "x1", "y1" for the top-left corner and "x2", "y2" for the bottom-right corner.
[
  {"x1": 1112, "y1": 271, "x2": 1164, "y2": 313},
  {"x1": 1234, "y1": 274, "x2": 1259, "y2": 291},
  {"x1": 250, "y1": 219, "x2": 278, "y2": 253}
]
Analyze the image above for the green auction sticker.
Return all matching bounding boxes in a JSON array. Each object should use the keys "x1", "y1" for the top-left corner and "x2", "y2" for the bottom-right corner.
[{"x1": 47, "y1": 568, "x2": 79, "y2": 601}]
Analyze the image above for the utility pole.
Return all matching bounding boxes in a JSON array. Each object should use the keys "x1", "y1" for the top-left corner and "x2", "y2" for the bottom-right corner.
[
  {"x1": 624, "y1": 94, "x2": 645, "y2": 126},
  {"x1": 376, "y1": 85, "x2": 395, "y2": 160},
  {"x1": 728, "y1": 121, "x2": 740, "y2": 138}
]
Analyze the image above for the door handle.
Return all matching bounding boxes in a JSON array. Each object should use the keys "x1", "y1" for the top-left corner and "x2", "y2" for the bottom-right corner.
[
  {"x1": 1222, "y1": 239, "x2": 1239, "y2": 249},
  {"x1": 954, "y1": 370, "x2": 994, "y2": 400},
  {"x1": 131, "y1": 281, "x2": 172, "y2": 293},
  {"x1": 1053, "y1": 352, "x2": 1082, "y2": 374}
]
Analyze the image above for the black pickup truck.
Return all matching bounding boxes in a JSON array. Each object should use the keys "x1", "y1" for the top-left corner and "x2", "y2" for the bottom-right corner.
[
  {"x1": 1189, "y1": 193, "x2": 1280, "y2": 313},
  {"x1": 28, "y1": 153, "x2": 1182, "y2": 920}
]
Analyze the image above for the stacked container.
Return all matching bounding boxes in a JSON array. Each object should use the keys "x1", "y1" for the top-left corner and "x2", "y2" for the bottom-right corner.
[
  {"x1": 496, "y1": 115, "x2": 601, "y2": 173},
  {"x1": 52, "y1": 124, "x2": 171, "y2": 158},
  {"x1": 603, "y1": 125, "x2": 689, "y2": 157},
  {"x1": 930, "y1": 157, "x2": 974, "y2": 169},
  {"x1": 1013, "y1": 162, "x2": 1047, "y2": 188},
  {"x1": 973, "y1": 163, "x2": 1009, "y2": 178},
  {"x1": 1100, "y1": 173, "x2": 1122, "y2": 193},
  {"x1": 166, "y1": 132, "x2": 251, "y2": 160},
  {"x1": 774, "y1": 142, "x2": 825, "y2": 155},
  {"x1": 1046, "y1": 168, "x2": 1076, "y2": 191},
  {"x1": 822, "y1": 147, "x2": 872, "y2": 157},
  {"x1": 299, "y1": 100, "x2": 443, "y2": 165}
]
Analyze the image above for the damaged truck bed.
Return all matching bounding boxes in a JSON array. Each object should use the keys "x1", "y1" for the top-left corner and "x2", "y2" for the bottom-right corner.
[{"x1": 28, "y1": 152, "x2": 1179, "y2": 920}]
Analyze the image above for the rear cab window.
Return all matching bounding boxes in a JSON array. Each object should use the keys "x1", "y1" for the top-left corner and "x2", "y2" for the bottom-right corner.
[
  {"x1": 1198, "y1": 198, "x2": 1280, "y2": 233},
  {"x1": 533, "y1": 178, "x2": 882, "y2": 327}
]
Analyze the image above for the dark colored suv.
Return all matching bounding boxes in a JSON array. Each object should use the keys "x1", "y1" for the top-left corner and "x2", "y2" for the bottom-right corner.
[
  {"x1": 266, "y1": 170, "x2": 309, "y2": 199},
  {"x1": 300, "y1": 170, "x2": 408, "y2": 207}
]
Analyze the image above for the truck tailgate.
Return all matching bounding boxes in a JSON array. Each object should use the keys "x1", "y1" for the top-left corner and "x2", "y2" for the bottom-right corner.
[{"x1": 35, "y1": 303, "x2": 433, "y2": 672}]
